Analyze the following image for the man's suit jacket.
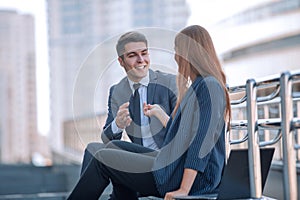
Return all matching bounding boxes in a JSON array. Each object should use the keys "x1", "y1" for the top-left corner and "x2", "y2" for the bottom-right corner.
[{"x1": 101, "y1": 69, "x2": 177, "y2": 149}]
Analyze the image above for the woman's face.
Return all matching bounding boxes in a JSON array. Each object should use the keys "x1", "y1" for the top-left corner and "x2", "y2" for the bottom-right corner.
[{"x1": 174, "y1": 44, "x2": 187, "y2": 77}]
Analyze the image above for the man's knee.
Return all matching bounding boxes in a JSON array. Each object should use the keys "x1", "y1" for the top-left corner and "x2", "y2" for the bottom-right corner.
[
  {"x1": 105, "y1": 140, "x2": 127, "y2": 149},
  {"x1": 86, "y1": 142, "x2": 105, "y2": 155}
]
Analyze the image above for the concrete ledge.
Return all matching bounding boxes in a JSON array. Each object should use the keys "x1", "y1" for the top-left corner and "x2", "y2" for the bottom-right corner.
[
  {"x1": 0, "y1": 192, "x2": 68, "y2": 200},
  {"x1": 0, "y1": 164, "x2": 80, "y2": 195}
]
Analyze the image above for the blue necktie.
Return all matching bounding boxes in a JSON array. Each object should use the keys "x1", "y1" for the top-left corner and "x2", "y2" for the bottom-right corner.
[{"x1": 129, "y1": 83, "x2": 142, "y2": 145}]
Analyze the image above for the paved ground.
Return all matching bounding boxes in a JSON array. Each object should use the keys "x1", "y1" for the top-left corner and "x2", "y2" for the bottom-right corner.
[{"x1": 99, "y1": 184, "x2": 162, "y2": 200}]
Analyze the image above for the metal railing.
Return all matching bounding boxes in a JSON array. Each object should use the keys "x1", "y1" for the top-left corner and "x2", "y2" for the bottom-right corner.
[
  {"x1": 228, "y1": 70, "x2": 300, "y2": 200},
  {"x1": 280, "y1": 72, "x2": 298, "y2": 200}
]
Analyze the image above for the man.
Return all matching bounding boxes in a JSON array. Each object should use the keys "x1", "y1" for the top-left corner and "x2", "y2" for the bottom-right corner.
[{"x1": 81, "y1": 31, "x2": 177, "y2": 175}]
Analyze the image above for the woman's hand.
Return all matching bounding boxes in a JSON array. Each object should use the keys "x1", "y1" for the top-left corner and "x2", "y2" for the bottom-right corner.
[
  {"x1": 143, "y1": 103, "x2": 161, "y2": 117},
  {"x1": 164, "y1": 169, "x2": 197, "y2": 200},
  {"x1": 164, "y1": 188, "x2": 189, "y2": 200},
  {"x1": 143, "y1": 103, "x2": 170, "y2": 127}
]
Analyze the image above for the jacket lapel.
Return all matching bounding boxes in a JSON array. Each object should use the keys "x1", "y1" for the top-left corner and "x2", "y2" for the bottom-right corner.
[
  {"x1": 115, "y1": 78, "x2": 132, "y2": 103},
  {"x1": 171, "y1": 76, "x2": 202, "y2": 124},
  {"x1": 147, "y1": 69, "x2": 157, "y2": 104}
]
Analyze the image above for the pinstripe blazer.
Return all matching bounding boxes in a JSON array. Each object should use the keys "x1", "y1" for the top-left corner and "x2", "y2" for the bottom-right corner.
[{"x1": 153, "y1": 75, "x2": 226, "y2": 196}]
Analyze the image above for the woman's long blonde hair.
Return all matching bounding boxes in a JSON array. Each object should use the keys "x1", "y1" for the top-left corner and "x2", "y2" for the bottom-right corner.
[{"x1": 173, "y1": 25, "x2": 231, "y2": 126}]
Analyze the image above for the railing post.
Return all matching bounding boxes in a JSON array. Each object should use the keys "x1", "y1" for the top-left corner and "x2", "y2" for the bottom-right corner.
[
  {"x1": 280, "y1": 72, "x2": 297, "y2": 200},
  {"x1": 246, "y1": 79, "x2": 262, "y2": 198}
]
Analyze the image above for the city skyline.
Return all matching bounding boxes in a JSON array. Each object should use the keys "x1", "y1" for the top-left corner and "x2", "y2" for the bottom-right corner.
[{"x1": 0, "y1": 0, "x2": 275, "y2": 136}]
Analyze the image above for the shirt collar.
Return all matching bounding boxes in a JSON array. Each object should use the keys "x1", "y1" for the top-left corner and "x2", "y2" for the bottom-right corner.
[{"x1": 127, "y1": 72, "x2": 149, "y2": 92}]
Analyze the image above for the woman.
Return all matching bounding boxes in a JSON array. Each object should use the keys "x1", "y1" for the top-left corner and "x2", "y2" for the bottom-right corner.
[{"x1": 67, "y1": 25, "x2": 231, "y2": 200}]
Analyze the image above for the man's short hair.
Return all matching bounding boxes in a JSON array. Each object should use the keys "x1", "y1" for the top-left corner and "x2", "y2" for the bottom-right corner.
[{"x1": 116, "y1": 31, "x2": 148, "y2": 58}]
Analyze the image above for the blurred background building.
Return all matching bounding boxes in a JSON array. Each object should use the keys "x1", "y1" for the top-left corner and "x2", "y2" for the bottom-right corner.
[
  {"x1": 0, "y1": 10, "x2": 50, "y2": 164},
  {"x1": 211, "y1": 0, "x2": 300, "y2": 163},
  {"x1": 212, "y1": 0, "x2": 300, "y2": 86}
]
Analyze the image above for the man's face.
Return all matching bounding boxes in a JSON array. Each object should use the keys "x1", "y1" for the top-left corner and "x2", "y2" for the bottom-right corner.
[{"x1": 118, "y1": 42, "x2": 150, "y2": 82}]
